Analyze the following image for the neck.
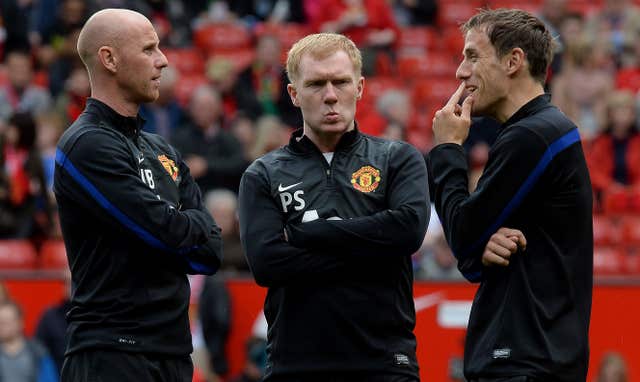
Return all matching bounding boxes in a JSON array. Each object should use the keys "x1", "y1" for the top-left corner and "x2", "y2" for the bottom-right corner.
[
  {"x1": 90, "y1": 78, "x2": 139, "y2": 117},
  {"x1": 494, "y1": 79, "x2": 545, "y2": 123}
]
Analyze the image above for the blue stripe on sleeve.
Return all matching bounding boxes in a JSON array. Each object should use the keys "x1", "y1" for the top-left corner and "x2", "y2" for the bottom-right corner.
[
  {"x1": 55, "y1": 148, "x2": 195, "y2": 256},
  {"x1": 456, "y1": 128, "x2": 582, "y2": 266}
]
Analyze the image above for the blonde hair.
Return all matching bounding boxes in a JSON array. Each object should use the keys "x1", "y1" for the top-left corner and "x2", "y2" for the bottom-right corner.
[{"x1": 286, "y1": 33, "x2": 362, "y2": 84}]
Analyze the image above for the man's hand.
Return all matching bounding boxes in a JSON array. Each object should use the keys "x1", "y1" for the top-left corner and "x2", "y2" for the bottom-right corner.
[
  {"x1": 432, "y1": 82, "x2": 474, "y2": 146},
  {"x1": 482, "y1": 227, "x2": 527, "y2": 267}
]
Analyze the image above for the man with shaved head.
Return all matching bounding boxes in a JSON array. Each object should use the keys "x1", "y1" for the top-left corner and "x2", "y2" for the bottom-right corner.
[{"x1": 55, "y1": 9, "x2": 223, "y2": 382}]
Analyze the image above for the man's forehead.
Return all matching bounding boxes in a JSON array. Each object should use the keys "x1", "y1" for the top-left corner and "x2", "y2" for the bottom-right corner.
[
  {"x1": 299, "y1": 52, "x2": 355, "y2": 79},
  {"x1": 463, "y1": 28, "x2": 493, "y2": 53}
]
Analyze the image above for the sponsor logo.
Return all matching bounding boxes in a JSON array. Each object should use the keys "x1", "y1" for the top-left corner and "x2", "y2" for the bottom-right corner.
[
  {"x1": 492, "y1": 348, "x2": 511, "y2": 359},
  {"x1": 394, "y1": 353, "x2": 410, "y2": 366},
  {"x1": 158, "y1": 154, "x2": 179, "y2": 181},
  {"x1": 351, "y1": 165, "x2": 381, "y2": 193},
  {"x1": 278, "y1": 182, "x2": 303, "y2": 192}
]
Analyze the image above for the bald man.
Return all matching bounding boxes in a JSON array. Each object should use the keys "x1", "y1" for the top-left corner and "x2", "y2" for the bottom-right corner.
[{"x1": 54, "y1": 9, "x2": 223, "y2": 382}]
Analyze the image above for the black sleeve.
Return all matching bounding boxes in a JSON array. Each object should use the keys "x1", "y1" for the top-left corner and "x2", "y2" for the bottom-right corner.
[
  {"x1": 238, "y1": 168, "x2": 350, "y2": 287},
  {"x1": 286, "y1": 143, "x2": 430, "y2": 257},
  {"x1": 175, "y1": 151, "x2": 223, "y2": 275},
  {"x1": 56, "y1": 129, "x2": 216, "y2": 258},
  {"x1": 427, "y1": 128, "x2": 547, "y2": 282}
]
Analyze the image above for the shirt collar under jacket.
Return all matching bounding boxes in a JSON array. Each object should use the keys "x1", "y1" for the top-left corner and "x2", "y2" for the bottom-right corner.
[
  {"x1": 84, "y1": 98, "x2": 146, "y2": 138},
  {"x1": 501, "y1": 93, "x2": 552, "y2": 130},
  {"x1": 289, "y1": 122, "x2": 362, "y2": 154}
]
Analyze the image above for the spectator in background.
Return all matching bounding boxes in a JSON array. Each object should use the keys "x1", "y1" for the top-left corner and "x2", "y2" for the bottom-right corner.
[
  {"x1": 595, "y1": 352, "x2": 629, "y2": 382},
  {"x1": 229, "y1": 0, "x2": 307, "y2": 24},
  {"x1": 391, "y1": 0, "x2": 438, "y2": 26},
  {"x1": 198, "y1": 275, "x2": 232, "y2": 382},
  {"x1": 615, "y1": 30, "x2": 640, "y2": 93},
  {"x1": 140, "y1": 66, "x2": 184, "y2": 139},
  {"x1": 0, "y1": 49, "x2": 51, "y2": 123},
  {"x1": 54, "y1": 65, "x2": 90, "y2": 127},
  {"x1": 310, "y1": 0, "x2": 399, "y2": 76},
  {"x1": 0, "y1": 112, "x2": 52, "y2": 239},
  {"x1": 36, "y1": 110, "x2": 65, "y2": 195},
  {"x1": 0, "y1": 301, "x2": 58, "y2": 382},
  {"x1": 171, "y1": 85, "x2": 247, "y2": 193},
  {"x1": 585, "y1": 0, "x2": 640, "y2": 59},
  {"x1": 551, "y1": 36, "x2": 614, "y2": 139},
  {"x1": 234, "y1": 34, "x2": 302, "y2": 129},
  {"x1": 376, "y1": 89, "x2": 411, "y2": 140},
  {"x1": 537, "y1": 0, "x2": 570, "y2": 75},
  {"x1": 205, "y1": 189, "x2": 247, "y2": 272},
  {"x1": 248, "y1": 115, "x2": 289, "y2": 161},
  {"x1": 227, "y1": 336, "x2": 267, "y2": 382},
  {"x1": 586, "y1": 90, "x2": 640, "y2": 208},
  {"x1": 207, "y1": 58, "x2": 240, "y2": 119},
  {"x1": 34, "y1": 0, "x2": 87, "y2": 97},
  {"x1": 0, "y1": 0, "x2": 31, "y2": 54},
  {"x1": 35, "y1": 267, "x2": 72, "y2": 374},
  {"x1": 229, "y1": 113, "x2": 257, "y2": 162},
  {"x1": 414, "y1": 206, "x2": 463, "y2": 281}
]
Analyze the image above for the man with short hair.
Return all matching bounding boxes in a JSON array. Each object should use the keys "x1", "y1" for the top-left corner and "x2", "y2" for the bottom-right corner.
[
  {"x1": 55, "y1": 9, "x2": 222, "y2": 382},
  {"x1": 427, "y1": 8, "x2": 593, "y2": 382},
  {"x1": 238, "y1": 33, "x2": 430, "y2": 381}
]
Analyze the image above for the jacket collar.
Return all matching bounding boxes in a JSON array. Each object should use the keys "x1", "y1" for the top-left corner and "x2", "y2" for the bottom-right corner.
[
  {"x1": 85, "y1": 98, "x2": 145, "y2": 138},
  {"x1": 288, "y1": 123, "x2": 362, "y2": 154},
  {"x1": 501, "y1": 93, "x2": 552, "y2": 129}
]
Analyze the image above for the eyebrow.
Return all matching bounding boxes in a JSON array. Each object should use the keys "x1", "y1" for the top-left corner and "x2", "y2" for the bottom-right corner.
[{"x1": 303, "y1": 76, "x2": 353, "y2": 86}]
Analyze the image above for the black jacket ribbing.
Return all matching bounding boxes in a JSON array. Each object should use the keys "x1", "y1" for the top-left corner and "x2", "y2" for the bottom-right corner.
[
  {"x1": 427, "y1": 95, "x2": 593, "y2": 381},
  {"x1": 238, "y1": 127, "x2": 430, "y2": 379},
  {"x1": 54, "y1": 98, "x2": 222, "y2": 357}
]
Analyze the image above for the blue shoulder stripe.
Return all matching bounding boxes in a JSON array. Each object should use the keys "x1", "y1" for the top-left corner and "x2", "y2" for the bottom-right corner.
[
  {"x1": 457, "y1": 128, "x2": 581, "y2": 279},
  {"x1": 55, "y1": 148, "x2": 196, "y2": 257}
]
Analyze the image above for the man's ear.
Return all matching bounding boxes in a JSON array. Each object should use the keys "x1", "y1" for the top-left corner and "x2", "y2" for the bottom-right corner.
[
  {"x1": 98, "y1": 46, "x2": 117, "y2": 74},
  {"x1": 505, "y1": 47, "x2": 525, "y2": 76},
  {"x1": 356, "y1": 76, "x2": 364, "y2": 100},
  {"x1": 287, "y1": 83, "x2": 300, "y2": 107}
]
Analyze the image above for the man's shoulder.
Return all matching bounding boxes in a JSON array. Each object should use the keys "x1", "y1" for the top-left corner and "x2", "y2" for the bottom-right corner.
[{"x1": 245, "y1": 146, "x2": 294, "y2": 174}]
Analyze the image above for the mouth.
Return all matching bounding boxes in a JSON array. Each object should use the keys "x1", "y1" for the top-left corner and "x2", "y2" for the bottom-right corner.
[{"x1": 465, "y1": 85, "x2": 477, "y2": 95}]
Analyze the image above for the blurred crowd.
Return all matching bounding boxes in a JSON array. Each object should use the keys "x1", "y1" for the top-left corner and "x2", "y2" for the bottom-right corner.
[
  {"x1": 0, "y1": 0, "x2": 639, "y2": 284},
  {"x1": 0, "y1": 1, "x2": 639, "y2": 381}
]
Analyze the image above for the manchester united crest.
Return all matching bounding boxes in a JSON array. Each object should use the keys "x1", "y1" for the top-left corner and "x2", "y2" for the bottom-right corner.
[
  {"x1": 351, "y1": 165, "x2": 381, "y2": 193},
  {"x1": 158, "y1": 154, "x2": 179, "y2": 181}
]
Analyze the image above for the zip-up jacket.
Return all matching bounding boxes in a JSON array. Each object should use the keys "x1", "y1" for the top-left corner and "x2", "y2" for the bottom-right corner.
[
  {"x1": 238, "y1": 127, "x2": 430, "y2": 379},
  {"x1": 54, "y1": 99, "x2": 222, "y2": 357},
  {"x1": 427, "y1": 95, "x2": 593, "y2": 381}
]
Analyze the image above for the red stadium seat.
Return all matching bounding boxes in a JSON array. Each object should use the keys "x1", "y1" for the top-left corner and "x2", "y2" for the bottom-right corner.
[
  {"x1": 397, "y1": 52, "x2": 457, "y2": 79},
  {"x1": 0, "y1": 240, "x2": 37, "y2": 270},
  {"x1": 592, "y1": 214, "x2": 621, "y2": 246},
  {"x1": 487, "y1": 0, "x2": 540, "y2": 13},
  {"x1": 39, "y1": 240, "x2": 68, "y2": 271},
  {"x1": 361, "y1": 76, "x2": 404, "y2": 105},
  {"x1": 193, "y1": 23, "x2": 252, "y2": 54},
  {"x1": 163, "y1": 48, "x2": 205, "y2": 75},
  {"x1": 593, "y1": 246, "x2": 624, "y2": 276},
  {"x1": 174, "y1": 74, "x2": 209, "y2": 107},
  {"x1": 438, "y1": 1, "x2": 483, "y2": 28},
  {"x1": 602, "y1": 187, "x2": 630, "y2": 215},
  {"x1": 398, "y1": 27, "x2": 437, "y2": 52},
  {"x1": 621, "y1": 216, "x2": 640, "y2": 246},
  {"x1": 208, "y1": 48, "x2": 256, "y2": 73},
  {"x1": 412, "y1": 78, "x2": 459, "y2": 106},
  {"x1": 254, "y1": 22, "x2": 313, "y2": 52}
]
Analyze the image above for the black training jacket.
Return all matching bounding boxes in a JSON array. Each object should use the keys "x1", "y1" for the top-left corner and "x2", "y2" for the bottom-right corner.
[
  {"x1": 238, "y1": 127, "x2": 430, "y2": 380},
  {"x1": 54, "y1": 99, "x2": 222, "y2": 357},
  {"x1": 427, "y1": 95, "x2": 593, "y2": 381}
]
